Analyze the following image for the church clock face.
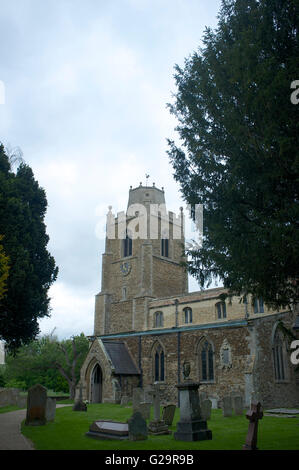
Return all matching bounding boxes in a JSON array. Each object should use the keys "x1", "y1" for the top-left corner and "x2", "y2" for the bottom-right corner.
[{"x1": 120, "y1": 261, "x2": 131, "y2": 276}]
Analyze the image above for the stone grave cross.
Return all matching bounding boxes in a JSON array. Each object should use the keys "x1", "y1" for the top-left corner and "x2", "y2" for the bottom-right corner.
[{"x1": 243, "y1": 402, "x2": 263, "y2": 450}]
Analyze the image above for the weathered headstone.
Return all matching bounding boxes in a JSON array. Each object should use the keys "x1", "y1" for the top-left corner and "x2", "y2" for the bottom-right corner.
[
  {"x1": 73, "y1": 384, "x2": 87, "y2": 412},
  {"x1": 45, "y1": 397, "x2": 56, "y2": 422},
  {"x1": 25, "y1": 384, "x2": 47, "y2": 426},
  {"x1": 139, "y1": 402, "x2": 151, "y2": 420},
  {"x1": 222, "y1": 396, "x2": 233, "y2": 417},
  {"x1": 144, "y1": 385, "x2": 154, "y2": 404},
  {"x1": 233, "y1": 396, "x2": 244, "y2": 416},
  {"x1": 162, "y1": 404, "x2": 176, "y2": 426},
  {"x1": 201, "y1": 399, "x2": 212, "y2": 421},
  {"x1": 120, "y1": 395, "x2": 130, "y2": 406},
  {"x1": 174, "y1": 382, "x2": 212, "y2": 441},
  {"x1": 243, "y1": 402, "x2": 263, "y2": 450},
  {"x1": 210, "y1": 397, "x2": 219, "y2": 409},
  {"x1": 128, "y1": 411, "x2": 148, "y2": 441},
  {"x1": 148, "y1": 383, "x2": 170, "y2": 435},
  {"x1": 132, "y1": 387, "x2": 143, "y2": 412},
  {"x1": 199, "y1": 392, "x2": 208, "y2": 405}
]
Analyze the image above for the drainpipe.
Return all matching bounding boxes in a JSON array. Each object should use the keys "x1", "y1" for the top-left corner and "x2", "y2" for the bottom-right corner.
[
  {"x1": 175, "y1": 298, "x2": 179, "y2": 327},
  {"x1": 177, "y1": 331, "x2": 181, "y2": 407},
  {"x1": 138, "y1": 335, "x2": 143, "y2": 388}
]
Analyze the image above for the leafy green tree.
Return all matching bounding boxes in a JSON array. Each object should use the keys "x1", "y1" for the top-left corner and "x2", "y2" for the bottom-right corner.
[
  {"x1": 0, "y1": 144, "x2": 58, "y2": 351},
  {"x1": 4, "y1": 333, "x2": 89, "y2": 398},
  {"x1": 0, "y1": 235, "x2": 9, "y2": 300},
  {"x1": 167, "y1": 0, "x2": 299, "y2": 309}
]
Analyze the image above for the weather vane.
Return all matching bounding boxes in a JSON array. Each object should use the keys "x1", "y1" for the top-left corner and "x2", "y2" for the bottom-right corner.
[{"x1": 145, "y1": 173, "x2": 150, "y2": 186}]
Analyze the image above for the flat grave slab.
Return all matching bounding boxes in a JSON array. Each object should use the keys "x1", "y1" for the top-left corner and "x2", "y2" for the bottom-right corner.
[
  {"x1": 266, "y1": 408, "x2": 299, "y2": 414},
  {"x1": 86, "y1": 420, "x2": 129, "y2": 440}
]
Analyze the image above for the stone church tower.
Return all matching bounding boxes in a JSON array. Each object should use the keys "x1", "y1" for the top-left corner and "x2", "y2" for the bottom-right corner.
[
  {"x1": 94, "y1": 183, "x2": 188, "y2": 335},
  {"x1": 79, "y1": 183, "x2": 298, "y2": 408}
]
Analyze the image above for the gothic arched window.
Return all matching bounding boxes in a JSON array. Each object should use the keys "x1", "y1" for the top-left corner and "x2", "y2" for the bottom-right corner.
[
  {"x1": 216, "y1": 301, "x2": 226, "y2": 319},
  {"x1": 198, "y1": 338, "x2": 214, "y2": 382},
  {"x1": 161, "y1": 238, "x2": 169, "y2": 257},
  {"x1": 254, "y1": 297, "x2": 264, "y2": 313},
  {"x1": 123, "y1": 231, "x2": 132, "y2": 257},
  {"x1": 272, "y1": 325, "x2": 289, "y2": 382},
  {"x1": 183, "y1": 307, "x2": 193, "y2": 324},
  {"x1": 153, "y1": 344, "x2": 165, "y2": 382},
  {"x1": 154, "y1": 311, "x2": 163, "y2": 328}
]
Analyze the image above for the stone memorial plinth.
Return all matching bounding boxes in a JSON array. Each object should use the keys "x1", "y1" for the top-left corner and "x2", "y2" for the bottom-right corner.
[
  {"x1": 25, "y1": 384, "x2": 47, "y2": 426},
  {"x1": 86, "y1": 420, "x2": 129, "y2": 440},
  {"x1": 174, "y1": 382, "x2": 212, "y2": 442}
]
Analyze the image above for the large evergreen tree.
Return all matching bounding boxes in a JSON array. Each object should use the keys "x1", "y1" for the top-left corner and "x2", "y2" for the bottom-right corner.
[
  {"x1": 0, "y1": 144, "x2": 58, "y2": 350},
  {"x1": 167, "y1": 0, "x2": 299, "y2": 309},
  {"x1": 0, "y1": 235, "x2": 9, "y2": 300}
]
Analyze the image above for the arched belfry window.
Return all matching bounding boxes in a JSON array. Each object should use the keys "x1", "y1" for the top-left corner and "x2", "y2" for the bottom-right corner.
[
  {"x1": 183, "y1": 307, "x2": 193, "y2": 324},
  {"x1": 154, "y1": 311, "x2": 163, "y2": 328},
  {"x1": 161, "y1": 238, "x2": 169, "y2": 257},
  {"x1": 216, "y1": 301, "x2": 226, "y2": 319},
  {"x1": 153, "y1": 343, "x2": 165, "y2": 382},
  {"x1": 272, "y1": 325, "x2": 289, "y2": 382},
  {"x1": 254, "y1": 297, "x2": 264, "y2": 313},
  {"x1": 123, "y1": 230, "x2": 132, "y2": 257},
  {"x1": 198, "y1": 338, "x2": 214, "y2": 382}
]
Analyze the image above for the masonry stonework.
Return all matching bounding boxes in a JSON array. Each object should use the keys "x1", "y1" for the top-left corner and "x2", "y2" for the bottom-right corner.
[{"x1": 80, "y1": 184, "x2": 299, "y2": 409}]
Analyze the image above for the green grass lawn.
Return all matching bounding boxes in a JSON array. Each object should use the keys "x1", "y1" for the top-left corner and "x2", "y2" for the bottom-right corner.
[
  {"x1": 0, "y1": 405, "x2": 23, "y2": 414},
  {"x1": 21, "y1": 403, "x2": 299, "y2": 450}
]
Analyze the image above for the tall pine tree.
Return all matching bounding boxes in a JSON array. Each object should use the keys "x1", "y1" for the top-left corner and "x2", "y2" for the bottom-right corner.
[{"x1": 167, "y1": 0, "x2": 299, "y2": 309}]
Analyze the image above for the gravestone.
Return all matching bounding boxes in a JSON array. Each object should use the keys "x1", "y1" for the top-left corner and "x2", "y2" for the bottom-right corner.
[
  {"x1": 139, "y1": 402, "x2": 151, "y2": 420},
  {"x1": 132, "y1": 387, "x2": 143, "y2": 412},
  {"x1": 243, "y1": 402, "x2": 263, "y2": 450},
  {"x1": 174, "y1": 382, "x2": 212, "y2": 441},
  {"x1": 0, "y1": 388, "x2": 20, "y2": 407},
  {"x1": 128, "y1": 411, "x2": 148, "y2": 441},
  {"x1": 144, "y1": 385, "x2": 154, "y2": 404},
  {"x1": 86, "y1": 420, "x2": 129, "y2": 440},
  {"x1": 233, "y1": 396, "x2": 244, "y2": 416},
  {"x1": 148, "y1": 383, "x2": 170, "y2": 435},
  {"x1": 120, "y1": 395, "x2": 130, "y2": 406},
  {"x1": 199, "y1": 392, "x2": 208, "y2": 405},
  {"x1": 73, "y1": 384, "x2": 87, "y2": 412},
  {"x1": 162, "y1": 404, "x2": 176, "y2": 426},
  {"x1": 25, "y1": 384, "x2": 47, "y2": 426},
  {"x1": 201, "y1": 399, "x2": 212, "y2": 421},
  {"x1": 210, "y1": 397, "x2": 219, "y2": 409},
  {"x1": 45, "y1": 397, "x2": 56, "y2": 422},
  {"x1": 222, "y1": 396, "x2": 233, "y2": 417}
]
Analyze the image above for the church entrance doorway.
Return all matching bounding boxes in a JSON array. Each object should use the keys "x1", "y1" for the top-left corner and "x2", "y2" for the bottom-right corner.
[{"x1": 90, "y1": 363, "x2": 102, "y2": 403}]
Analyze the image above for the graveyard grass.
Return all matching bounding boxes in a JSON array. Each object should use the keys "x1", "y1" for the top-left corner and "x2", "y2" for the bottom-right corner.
[{"x1": 21, "y1": 403, "x2": 299, "y2": 450}]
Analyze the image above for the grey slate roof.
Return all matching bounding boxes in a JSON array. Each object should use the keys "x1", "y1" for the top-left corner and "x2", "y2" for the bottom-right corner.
[{"x1": 102, "y1": 340, "x2": 140, "y2": 375}]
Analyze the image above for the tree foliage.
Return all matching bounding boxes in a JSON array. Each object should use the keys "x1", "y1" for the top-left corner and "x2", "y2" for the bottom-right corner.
[
  {"x1": 0, "y1": 144, "x2": 58, "y2": 351},
  {"x1": 3, "y1": 333, "x2": 89, "y2": 397},
  {"x1": 167, "y1": 0, "x2": 299, "y2": 309},
  {"x1": 0, "y1": 235, "x2": 9, "y2": 300}
]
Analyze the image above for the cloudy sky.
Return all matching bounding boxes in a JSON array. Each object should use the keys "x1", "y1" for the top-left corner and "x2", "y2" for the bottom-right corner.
[{"x1": 0, "y1": 0, "x2": 222, "y2": 340}]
